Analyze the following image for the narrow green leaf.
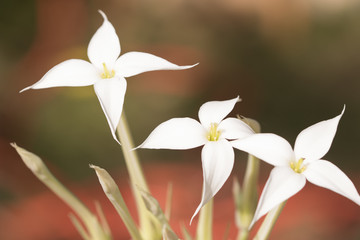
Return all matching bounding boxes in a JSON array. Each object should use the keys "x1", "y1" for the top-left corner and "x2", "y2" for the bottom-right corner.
[
  {"x1": 69, "y1": 213, "x2": 91, "y2": 240},
  {"x1": 163, "y1": 225, "x2": 180, "y2": 240},
  {"x1": 181, "y1": 223, "x2": 193, "y2": 240},
  {"x1": 232, "y1": 177, "x2": 242, "y2": 228},
  {"x1": 139, "y1": 188, "x2": 179, "y2": 239},
  {"x1": 254, "y1": 201, "x2": 286, "y2": 240},
  {"x1": 95, "y1": 201, "x2": 112, "y2": 238},
  {"x1": 195, "y1": 199, "x2": 213, "y2": 240}
]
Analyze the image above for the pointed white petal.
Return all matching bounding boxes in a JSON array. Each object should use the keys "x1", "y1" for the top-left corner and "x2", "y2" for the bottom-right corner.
[
  {"x1": 139, "y1": 118, "x2": 207, "y2": 149},
  {"x1": 20, "y1": 60, "x2": 100, "y2": 92},
  {"x1": 303, "y1": 160, "x2": 360, "y2": 205},
  {"x1": 249, "y1": 167, "x2": 306, "y2": 229},
  {"x1": 294, "y1": 106, "x2": 345, "y2": 162},
  {"x1": 87, "y1": 10, "x2": 120, "y2": 69},
  {"x1": 218, "y1": 117, "x2": 254, "y2": 140},
  {"x1": 231, "y1": 133, "x2": 294, "y2": 167},
  {"x1": 94, "y1": 77, "x2": 127, "y2": 143},
  {"x1": 191, "y1": 140, "x2": 234, "y2": 223},
  {"x1": 114, "y1": 51, "x2": 198, "y2": 78},
  {"x1": 198, "y1": 96, "x2": 240, "y2": 128}
]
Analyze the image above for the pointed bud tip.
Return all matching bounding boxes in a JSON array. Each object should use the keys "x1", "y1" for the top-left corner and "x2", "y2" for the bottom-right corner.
[
  {"x1": 10, "y1": 142, "x2": 17, "y2": 148},
  {"x1": 11, "y1": 143, "x2": 47, "y2": 175},
  {"x1": 91, "y1": 165, "x2": 119, "y2": 195},
  {"x1": 138, "y1": 189, "x2": 163, "y2": 218},
  {"x1": 239, "y1": 117, "x2": 261, "y2": 133},
  {"x1": 89, "y1": 163, "x2": 98, "y2": 169}
]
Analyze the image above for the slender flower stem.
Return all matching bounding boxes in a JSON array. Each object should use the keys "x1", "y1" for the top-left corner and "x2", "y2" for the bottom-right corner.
[
  {"x1": 116, "y1": 113, "x2": 156, "y2": 238},
  {"x1": 237, "y1": 229, "x2": 249, "y2": 240},
  {"x1": 235, "y1": 117, "x2": 261, "y2": 240},
  {"x1": 253, "y1": 201, "x2": 286, "y2": 240},
  {"x1": 243, "y1": 154, "x2": 260, "y2": 223},
  {"x1": 196, "y1": 199, "x2": 213, "y2": 240},
  {"x1": 117, "y1": 113, "x2": 149, "y2": 191},
  {"x1": 235, "y1": 154, "x2": 260, "y2": 240}
]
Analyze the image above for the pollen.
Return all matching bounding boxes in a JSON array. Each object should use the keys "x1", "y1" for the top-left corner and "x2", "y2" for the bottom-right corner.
[
  {"x1": 290, "y1": 158, "x2": 306, "y2": 174},
  {"x1": 207, "y1": 123, "x2": 221, "y2": 141},
  {"x1": 101, "y1": 63, "x2": 115, "y2": 79}
]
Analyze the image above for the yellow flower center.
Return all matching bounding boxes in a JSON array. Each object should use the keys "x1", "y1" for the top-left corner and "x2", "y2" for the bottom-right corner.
[
  {"x1": 290, "y1": 158, "x2": 306, "y2": 174},
  {"x1": 207, "y1": 123, "x2": 221, "y2": 141},
  {"x1": 101, "y1": 63, "x2": 115, "y2": 79}
]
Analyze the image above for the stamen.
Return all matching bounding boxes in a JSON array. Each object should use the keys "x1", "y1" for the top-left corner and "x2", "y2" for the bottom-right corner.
[
  {"x1": 290, "y1": 158, "x2": 306, "y2": 174},
  {"x1": 290, "y1": 162, "x2": 295, "y2": 169},
  {"x1": 101, "y1": 63, "x2": 115, "y2": 79},
  {"x1": 207, "y1": 123, "x2": 221, "y2": 141}
]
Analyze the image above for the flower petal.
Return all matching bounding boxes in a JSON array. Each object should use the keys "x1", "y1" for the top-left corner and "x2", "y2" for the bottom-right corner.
[
  {"x1": 294, "y1": 106, "x2": 345, "y2": 162},
  {"x1": 218, "y1": 117, "x2": 254, "y2": 140},
  {"x1": 87, "y1": 10, "x2": 120, "y2": 69},
  {"x1": 198, "y1": 96, "x2": 240, "y2": 128},
  {"x1": 249, "y1": 167, "x2": 306, "y2": 229},
  {"x1": 20, "y1": 60, "x2": 100, "y2": 92},
  {"x1": 138, "y1": 118, "x2": 207, "y2": 149},
  {"x1": 94, "y1": 77, "x2": 127, "y2": 143},
  {"x1": 114, "y1": 51, "x2": 198, "y2": 78},
  {"x1": 191, "y1": 140, "x2": 234, "y2": 223},
  {"x1": 231, "y1": 133, "x2": 294, "y2": 167},
  {"x1": 303, "y1": 160, "x2": 360, "y2": 205}
]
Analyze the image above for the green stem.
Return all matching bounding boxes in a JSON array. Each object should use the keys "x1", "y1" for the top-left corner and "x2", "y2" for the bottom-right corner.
[
  {"x1": 196, "y1": 199, "x2": 213, "y2": 240},
  {"x1": 253, "y1": 201, "x2": 286, "y2": 240},
  {"x1": 235, "y1": 117, "x2": 261, "y2": 240},
  {"x1": 242, "y1": 154, "x2": 260, "y2": 225},
  {"x1": 235, "y1": 154, "x2": 260, "y2": 240},
  {"x1": 237, "y1": 230, "x2": 249, "y2": 240},
  {"x1": 116, "y1": 113, "x2": 156, "y2": 238},
  {"x1": 236, "y1": 154, "x2": 260, "y2": 240}
]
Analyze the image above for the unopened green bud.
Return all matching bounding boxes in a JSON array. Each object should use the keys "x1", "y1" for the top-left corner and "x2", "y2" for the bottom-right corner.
[
  {"x1": 90, "y1": 164, "x2": 118, "y2": 196},
  {"x1": 237, "y1": 116, "x2": 261, "y2": 133},
  {"x1": 11, "y1": 143, "x2": 49, "y2": 179}
]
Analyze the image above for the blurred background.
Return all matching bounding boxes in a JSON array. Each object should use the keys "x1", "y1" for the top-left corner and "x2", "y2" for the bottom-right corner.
[{"x1": 1, "y1": 0, "x2": 360, "y2": 239}]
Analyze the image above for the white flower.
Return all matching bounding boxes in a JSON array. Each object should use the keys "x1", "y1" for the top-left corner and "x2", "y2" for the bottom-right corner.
[
  {"x1": 138, "y1": 96, "x2": 254, "y2": 223},
  {"x1": 232, "y1": 106, "x2": 360, "y2": 228},
  {"x1": 20, "y1": 10, "x2": 197, "y2": 143}
]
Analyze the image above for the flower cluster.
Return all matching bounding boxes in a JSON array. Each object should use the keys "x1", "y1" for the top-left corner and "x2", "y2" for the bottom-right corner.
[{"x1": 16, "y1": 10, "x2": 360, "y2": 240}]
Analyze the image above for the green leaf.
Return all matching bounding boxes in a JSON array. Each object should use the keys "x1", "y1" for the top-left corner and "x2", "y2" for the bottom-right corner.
[{"x1": 139, "y1": 189, "x2": 179, "y2": 239}]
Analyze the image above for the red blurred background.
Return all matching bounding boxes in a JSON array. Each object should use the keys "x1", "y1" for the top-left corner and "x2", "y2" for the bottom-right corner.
[{"x1": 0, "y1": 0, "x2": 360, "y2": 239}]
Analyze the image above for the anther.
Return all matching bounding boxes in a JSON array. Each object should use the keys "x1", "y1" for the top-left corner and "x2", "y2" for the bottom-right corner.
[
  {"x1": 101, "y1": 63, "x2": 115, "y2": 79},
  {"x1": 207, "y1": 123, "x2": 221, "y2": 141},
  {"x1": 290, "y1": 158, "x2": 306, "y2": 174}
]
